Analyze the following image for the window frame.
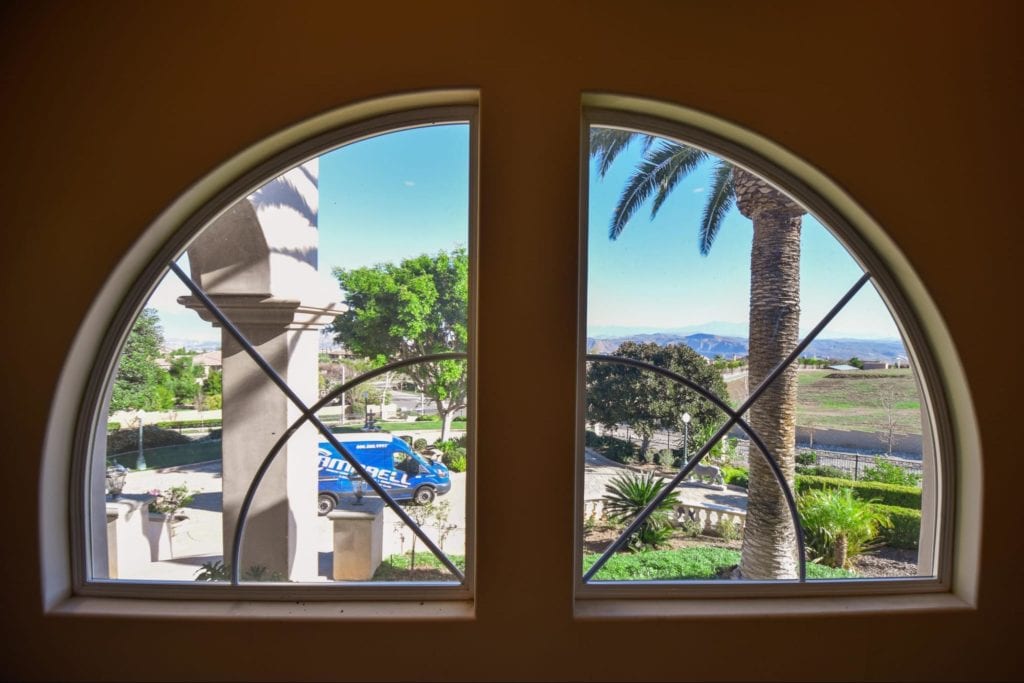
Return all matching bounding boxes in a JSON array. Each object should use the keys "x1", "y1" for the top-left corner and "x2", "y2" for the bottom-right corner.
[
  {"x1": 574, "y1": 101, "x2": 958, "y2": 601},
  {"x1": 64, "y1": 94, "x2": 480, "y2": 604}
]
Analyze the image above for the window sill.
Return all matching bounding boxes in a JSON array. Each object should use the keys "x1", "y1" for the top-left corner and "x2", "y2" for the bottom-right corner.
[
  {"x1": 574, "y1": 591, "x2": 973, "y2": 620},
  {"x1": 50, "y1": 595, "x2": 475, "y2": 621}
]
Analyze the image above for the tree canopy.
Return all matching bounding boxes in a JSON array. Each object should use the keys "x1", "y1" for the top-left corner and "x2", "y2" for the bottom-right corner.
[
  {"x1": 110, "y1": 308, "x2": 174, "y2": 412},
  {"x1": 331, "y1": 249, "x2": 468, "y2": 437},
  {"x1": 587, "y1": 341, "x2": 728, "y2": 456}
]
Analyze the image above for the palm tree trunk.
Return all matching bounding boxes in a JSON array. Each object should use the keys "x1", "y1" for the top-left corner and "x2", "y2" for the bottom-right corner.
[
  {"x1": 738, "y1": 197, "x2": 804, "y2": 580},
  {"x1": 834, "y1": 534, "x2": 849, "y2": 569}
]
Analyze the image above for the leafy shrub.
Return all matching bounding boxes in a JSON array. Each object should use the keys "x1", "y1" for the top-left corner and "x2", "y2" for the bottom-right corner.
[
  {"x1": 642, "y1": 449, "x2": 656, "y2": 465},
  {"x1": 194, "y1": 560, "x2": 283, "y2": 582},
  {"x1": 453, "y1": 415, "x2": 467, "y2": 423},
  {"x1": 796, "y1": 451, "x2": 818, "y2": 466},
  {"x1": 796, "y1": 475, "x2": 922, "y2": 509},
  {"x1": 443, "y1": 447, "x2": 468, "y2": 472},
  {"x1": 798, "y1": 488, "x2": 892, "y2": 568},
  {"x1": 796, "y1": 465, "x2": 849, "y2": 479},
  {"x1": 453, "y1": 434, "x2": 468, "y2": 447},
  {"x1": 871, "y1": 503, "x2": 920, "y2": 549},
  {"x1": 585, "y1": 430, "x2": 602, "y2": 448},
  {"x1": 862, "y1": 458, "x2": 922, "y2": 486},
  {"x1": 600, "y1": 435, "x2": 639, "y2": 465},
  {"x1": 413, "y1": 438, "x2": 428, "y2": 452},
  {"x1": 603, "y1": 471, "x2": 680, "y2": 551},
  {"x1": 714, "y1": 518, "x2": 743, "y2": 542},
  {"x1": 148, "y1": 483, "x2": 198, "y2": 516},
  {"x1": 446, "y1": 452, "x2": 467, "y2": 473},
  {"x1": 656, "y1": 449, "x2": 676, "y2": 468},
  {"x1": 678, "y1": 517, "x2": 703, "y2": 537},
  {"x1": 722, "y1": 466, "x2": 749, "y2": 488},
  {"x1": 415, "y1": 414, "x2": 437, "y2": 422}
]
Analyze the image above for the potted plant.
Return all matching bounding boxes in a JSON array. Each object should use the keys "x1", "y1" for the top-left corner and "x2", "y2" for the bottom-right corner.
[{"x1": 147, "y1": 483, "x2": 198, "y2": 557}]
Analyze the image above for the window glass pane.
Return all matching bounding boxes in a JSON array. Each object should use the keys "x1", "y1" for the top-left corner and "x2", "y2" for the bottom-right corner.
[
  {"x1": 583, "y1": 125, "x2": 931, "y2": 583},
  {"x1": 92, "y1": 123, "x2": 471, "y2": 586}
]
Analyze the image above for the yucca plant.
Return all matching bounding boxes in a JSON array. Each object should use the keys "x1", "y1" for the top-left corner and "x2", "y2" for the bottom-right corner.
[
  {"x1": 798, "y1": 488, "x2": 893, "y2": 569},
  {"x1": 603, "y1": 471, "x2": 681, "y2": 551}
]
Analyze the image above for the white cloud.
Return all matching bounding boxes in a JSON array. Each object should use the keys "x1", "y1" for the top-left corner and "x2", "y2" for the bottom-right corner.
[
  {"x1": 403, "y1": 180, "x2": 416, "y2": 187},
  {"x1": 692, "y1": 186, "x2": 704, "y2": 193}
]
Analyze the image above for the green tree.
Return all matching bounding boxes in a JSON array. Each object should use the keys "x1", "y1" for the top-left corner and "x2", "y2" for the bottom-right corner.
[
  {"x1": 593, "y1": 129, "x2": 807, "y2": 579},
  {"x1": 587, "y1": 342, "x2": 726, "y2": 457},
  {"x1": 331, "y1": 249, "x2": 468, "y2": 440},
  {"x1": 168, "y1": 354, "x2": 203, "y2": 407},
  {"x1": 110, "y1": 308, "x2": 174, "y2": 412}
]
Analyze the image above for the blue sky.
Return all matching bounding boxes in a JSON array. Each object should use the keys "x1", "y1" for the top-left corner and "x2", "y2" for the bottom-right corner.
[
  {"x1": 586, "y1": 135, "x2": 900, "y2": 340},
  {"x1": 147, "y1": 123, "x2": 899, "y2": 346}
]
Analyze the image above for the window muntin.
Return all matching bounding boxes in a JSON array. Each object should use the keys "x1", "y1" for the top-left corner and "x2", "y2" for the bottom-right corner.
[
  {"x1": 578, "y1": 115, "x2": 944, "y2": 592},
  {"x1": 77, "y1": 111, "x2": 476, "y2": 598}
]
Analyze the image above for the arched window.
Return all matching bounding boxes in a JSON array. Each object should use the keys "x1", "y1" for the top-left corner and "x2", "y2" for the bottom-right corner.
[
  {"x1": 575, "y1": 98, "x2": 961, "y2": 599},
  {"x1": 61, "y1": 94, "x2": 478, "y2": 601}
]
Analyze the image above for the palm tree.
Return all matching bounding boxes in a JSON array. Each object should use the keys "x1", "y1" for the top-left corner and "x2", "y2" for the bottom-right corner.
[
  {"x1": 798, "y1": 488, "x2": 892, "y2": 569},
  {"x1": 591, "y1": 128, "x2": 807, "y2": 579}
]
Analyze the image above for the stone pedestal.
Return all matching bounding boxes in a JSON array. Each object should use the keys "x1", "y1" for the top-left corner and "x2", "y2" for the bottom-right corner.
[
  {"x1": 329, "y1": 499, "x2": 385, "y2": 581},
  {"x1": 104, "y1": 496, "x2": 161, "y2": 578}
]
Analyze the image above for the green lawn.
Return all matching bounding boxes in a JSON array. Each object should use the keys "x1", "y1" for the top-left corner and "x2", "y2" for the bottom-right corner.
[
  {"x1": 108, "y1": 439, "x2": 222, "y2": 470},
  {"x1": 583, "y1": 547, "x2": 856, "y2": 581}
]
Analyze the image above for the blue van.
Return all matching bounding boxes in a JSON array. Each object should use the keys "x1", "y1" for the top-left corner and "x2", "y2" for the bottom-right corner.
[{"x1": 317, "y1": 433, "x2": 452, "y2": 515}]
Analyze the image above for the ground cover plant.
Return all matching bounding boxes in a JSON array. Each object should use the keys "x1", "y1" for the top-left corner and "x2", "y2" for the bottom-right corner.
[
  {"x1": 373, "y1": 553, "x2": 466, "y2": 581},
  {"x1": 582, "y1": 547, "x2": 855, "y2": 581}
]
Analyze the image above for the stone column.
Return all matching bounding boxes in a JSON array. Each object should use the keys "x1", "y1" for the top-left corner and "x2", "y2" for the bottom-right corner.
[{"x1": 180, "y1": 160, "x2": 342, "y2": 581}]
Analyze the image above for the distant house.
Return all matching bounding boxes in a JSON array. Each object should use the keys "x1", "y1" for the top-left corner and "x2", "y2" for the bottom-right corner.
[
  {"x1": 827, "y1": 364, "x2": 860, "y2": 372},
  {"x1": 860, "y1": 360, "x2": 890, "y2": 370}
]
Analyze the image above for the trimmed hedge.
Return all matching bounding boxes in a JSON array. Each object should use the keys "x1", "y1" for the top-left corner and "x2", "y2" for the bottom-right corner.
[
  {"x1": 871, "y1": 503, "x2": 921, "y2": 550},
  {"x1": 154, "y1": 418, "x2": 223, "y2": 430},
  {"x1": 796, "y1": 475, "x2": 922, "y2": 510}
]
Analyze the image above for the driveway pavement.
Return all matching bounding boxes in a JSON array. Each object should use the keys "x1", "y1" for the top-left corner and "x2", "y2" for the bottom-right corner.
[{"x1": 116, "y1": 459, "x2": 467, "y2": 581}]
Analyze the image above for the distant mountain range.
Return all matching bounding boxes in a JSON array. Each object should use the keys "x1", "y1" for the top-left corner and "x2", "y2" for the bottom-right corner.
[{"x1": 587, "y1": 332, "x2": 907, "y2": 362}]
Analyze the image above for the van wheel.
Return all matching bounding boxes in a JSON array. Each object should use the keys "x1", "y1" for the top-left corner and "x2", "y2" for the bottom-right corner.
[
  {"x1": 413, "y1": 486, "x2": 435, "y2": 505},
  {"x1": 318, "y1": 493, "x2": 336, "y2": 516}
]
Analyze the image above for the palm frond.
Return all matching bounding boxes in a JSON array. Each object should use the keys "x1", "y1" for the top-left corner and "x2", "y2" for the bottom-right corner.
[
  {"x1": 649, "y1": 143, "x2": 707, "y2": 218},
  {"x1": 698, "y1": 161, "x2": 735, "y2": 256},
  {"x1": 589, "y1": 128, "x2": 657, "y2": 178},
  {"x1": 609, "y1": 142, "x2": 704, "y2": 240}
]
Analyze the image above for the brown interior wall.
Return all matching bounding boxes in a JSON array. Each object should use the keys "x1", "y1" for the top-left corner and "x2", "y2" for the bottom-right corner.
[{"x1": 1, "y1": 1, "x2": 1020, "y2": 680}]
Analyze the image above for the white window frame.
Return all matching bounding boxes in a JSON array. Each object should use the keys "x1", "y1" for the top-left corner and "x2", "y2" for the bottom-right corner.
[
  {"x1": 574, "y1": 95, "x2": 977, "y2": 609},
  {"x1": 44, "y1": 91, "x2": 479, "y2": 611}
]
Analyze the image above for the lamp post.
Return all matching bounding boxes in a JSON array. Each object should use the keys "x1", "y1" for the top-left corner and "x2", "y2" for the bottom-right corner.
[
  {"x1": 134, "y1": 411, "x2": 146, "y2": 470},
  {"x1": 682, "y1": 412, "x2": 691, "y2": 466}
]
